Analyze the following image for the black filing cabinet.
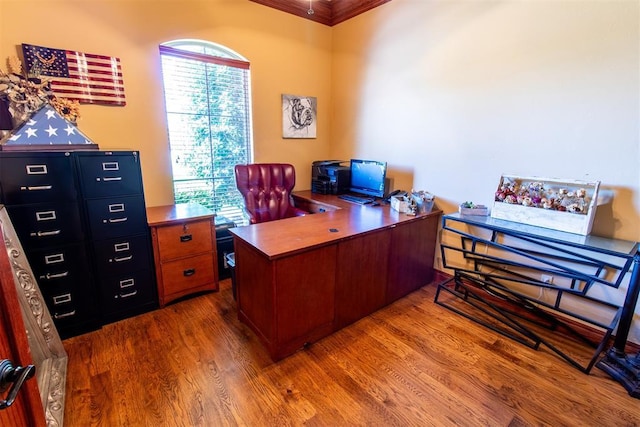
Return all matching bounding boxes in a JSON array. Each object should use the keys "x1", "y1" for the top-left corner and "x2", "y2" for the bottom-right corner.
[
  {"x1": 0, "y1": 150, "x2": 157, "y2": 337},
  {"x1": 0, "y1": 151, "x2": 99, "y2": 337},
  {"x1": 76, "y1": 151, "x2": 156, "y2": 323}
]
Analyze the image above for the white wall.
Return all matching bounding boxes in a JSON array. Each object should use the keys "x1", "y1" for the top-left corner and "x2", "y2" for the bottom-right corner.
[
  {"x1": 333, "y1": 0, "x2": 639, "y2": 242},
  {"x1": 332, "y1": 0, "x2": 640, "y2": 342}
]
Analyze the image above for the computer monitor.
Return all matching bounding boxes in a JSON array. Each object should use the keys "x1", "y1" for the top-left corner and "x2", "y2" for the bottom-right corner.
[{"x1": 349, "y1": 159, "x2": 388, "y2": 198}]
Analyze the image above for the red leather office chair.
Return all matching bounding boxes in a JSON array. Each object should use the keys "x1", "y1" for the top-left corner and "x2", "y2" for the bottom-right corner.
[{"x1": 234, "y1": 163, "x2": 307, "y2": 224}]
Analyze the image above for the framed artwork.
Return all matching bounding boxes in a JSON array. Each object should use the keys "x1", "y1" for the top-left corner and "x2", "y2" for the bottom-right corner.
[{"x1": 282, "y1": 94, "x2": 317, "y2": 138}]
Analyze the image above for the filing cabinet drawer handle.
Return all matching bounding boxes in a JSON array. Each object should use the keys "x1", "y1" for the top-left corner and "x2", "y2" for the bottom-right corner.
[
  {"x1": 180, "y1": 234, "x2": 193, "y2": 243},
  {"x1": 183, "y1": 268, "x2": 196, "y2": 277},
  {"x1": 41, "y1": 271, "x2": 69, "y2": 280},
  {"x1": 100, "y1": 177, "x2": 122, "y2": 182},
  {"x1": 21, "y1": 185, "x2": 53, "y2": 191},
  {"x1": 117, "y1": 290, "x2": 137, "y2": 299},
  {"x1": 54, "y1": 310, "x2": 76, "y2": 319},
  {"x1": 113, "y1": 255, "x2": 133, "y2": 262},
  {"x1": 31, "y1": 230, "x2": 61, "y2": 237},
  {"x1": 105, "y1": 217, "x2": 128, "y2": 223}
]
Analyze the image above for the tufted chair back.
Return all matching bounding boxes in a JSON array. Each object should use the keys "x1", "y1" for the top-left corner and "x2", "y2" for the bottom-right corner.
[{"x1": 234, "y1": 163, "x2": 307, "y2": 224}]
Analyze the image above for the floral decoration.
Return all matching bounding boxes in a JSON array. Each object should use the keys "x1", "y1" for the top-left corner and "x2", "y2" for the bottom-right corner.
[
  {"x1": 49, "y1": 96, "x2": 81, "y2": 123},
  {"x1": 0, "y1": 55, "x2": 80, "y2": 129},
  {"x1": 495, "y1": 179, "x2": 591, "y2": 215}
]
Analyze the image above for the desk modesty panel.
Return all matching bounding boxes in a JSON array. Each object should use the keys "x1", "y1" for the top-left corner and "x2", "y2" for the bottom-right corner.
[{"x1": 230, "y1": 191, "x2": 442, "y2": 361}]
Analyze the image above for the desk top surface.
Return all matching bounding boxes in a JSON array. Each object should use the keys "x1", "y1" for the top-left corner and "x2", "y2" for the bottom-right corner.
[
  {"x1": 147, "y1": 203, "x2": 214, "y2": 227},
  {"x1": 230, "y1": 191, "x2": 442, "y2": 259}
]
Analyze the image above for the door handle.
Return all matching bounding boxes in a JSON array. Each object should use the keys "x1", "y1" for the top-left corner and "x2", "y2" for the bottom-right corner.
[{"x1": 0, "y1": 359, "x2": 36, "y2": 410}]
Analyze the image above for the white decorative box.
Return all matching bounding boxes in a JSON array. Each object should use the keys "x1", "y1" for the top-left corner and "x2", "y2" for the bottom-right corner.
[
  {"x1": 491, "y1": 175, "x2": 600, "y2": 235},
  {"x1": 459, "y1": 203, "x2": 489, "y2": 216}
]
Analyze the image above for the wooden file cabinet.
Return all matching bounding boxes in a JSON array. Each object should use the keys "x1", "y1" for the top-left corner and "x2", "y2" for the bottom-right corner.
[{"x1": 147, "y1": 203, "x2": 218, "y2": 307}]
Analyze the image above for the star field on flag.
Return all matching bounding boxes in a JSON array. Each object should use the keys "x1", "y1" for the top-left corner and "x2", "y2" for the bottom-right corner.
[{"x1": 2, "y1": 104, "x2": 95, "y2": 146}]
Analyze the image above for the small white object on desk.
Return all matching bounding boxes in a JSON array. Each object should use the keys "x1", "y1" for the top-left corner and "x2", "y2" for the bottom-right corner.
[{"x1": 459, "y1": 202, "x2": 489, "y2": 216}]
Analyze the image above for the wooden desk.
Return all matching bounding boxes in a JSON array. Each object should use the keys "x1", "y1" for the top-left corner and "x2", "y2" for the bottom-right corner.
[
  {"x1": 147, "y1": 203, "x2": 218, "y2": 307},
  {"x1": 229, "y1": 191, "x2": 442, "y2": 360}
]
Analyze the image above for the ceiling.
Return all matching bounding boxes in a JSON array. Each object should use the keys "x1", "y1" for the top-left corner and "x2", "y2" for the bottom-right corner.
[{"x1": 249, "y1": 0, "x2": 392, "y2": 26}]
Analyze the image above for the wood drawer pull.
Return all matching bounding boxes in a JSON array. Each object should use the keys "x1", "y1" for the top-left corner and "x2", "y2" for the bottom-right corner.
[
  {"x1": 180, "y1": 234, "x2": 193, "y2": 242},
  {"x1": 183, "y1": 268, "x2": 196, "y2": 277}
]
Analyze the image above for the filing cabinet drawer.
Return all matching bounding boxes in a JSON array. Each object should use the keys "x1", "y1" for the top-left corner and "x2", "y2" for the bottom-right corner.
[
  {"x1": 93, "y1": 234, "x2": 153, "y2": 277},
  {"x1": 160, "y1": 253, "x2": 216, "y2": 296},
  {"x1": 77, "y1": 152, "x2": 143, "y2": 197},
  {"x1": 0, "y1": 153, "x2": 78, "y2": 204},
  {"x1": 7, "y1": 203, "x2": 84, "y2": 249},
  {"x1": 86, "y1": 195, "x2": 148, "y2": 240},
  {"x1": 156, "y1": 219, "x2": 213, "y2": 261},
  {"x1": 40, "y1": 278, "x2": 98, "y2": 336},
  {"x1": 28, "y1": 244, "x2": 91, "y2": 286},
  {"x1": 99, "y1": 268, "x2": 156, "y2": 316}
]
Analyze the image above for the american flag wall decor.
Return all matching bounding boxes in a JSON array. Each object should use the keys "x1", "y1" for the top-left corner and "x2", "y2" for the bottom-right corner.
[{"x1": 22, "y1": 43, "x2": 126, "y2": 106}]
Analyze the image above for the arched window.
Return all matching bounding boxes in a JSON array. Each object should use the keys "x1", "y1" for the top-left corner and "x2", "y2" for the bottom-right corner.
[{"x1": 159, "y1": 40, "x2": 252, "y2": 225}]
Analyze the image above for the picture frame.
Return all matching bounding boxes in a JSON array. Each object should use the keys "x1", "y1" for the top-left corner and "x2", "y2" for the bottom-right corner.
[{"x1": 282, "y1": 94, "x2": 317, "y2": 139}]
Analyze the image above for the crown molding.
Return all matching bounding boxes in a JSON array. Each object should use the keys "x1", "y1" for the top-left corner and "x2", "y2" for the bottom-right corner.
[{"x1": 249, "y1": 0, "x2": 392, "y2": 26}]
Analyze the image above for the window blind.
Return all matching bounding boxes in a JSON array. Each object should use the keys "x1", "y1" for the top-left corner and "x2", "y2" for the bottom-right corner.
[{"x1": 159, "y1": 44, "x2": 252, "y2": 225}]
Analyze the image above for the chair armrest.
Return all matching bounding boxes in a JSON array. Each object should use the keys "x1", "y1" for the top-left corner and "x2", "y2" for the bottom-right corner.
[{"x1": 291, "y1": 207, "x2": 307, "y2": 217}]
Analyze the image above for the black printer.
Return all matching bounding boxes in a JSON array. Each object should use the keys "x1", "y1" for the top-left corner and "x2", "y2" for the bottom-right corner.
[{"x1": 311, "y1": 160, "x2": 350, "y2": 195}]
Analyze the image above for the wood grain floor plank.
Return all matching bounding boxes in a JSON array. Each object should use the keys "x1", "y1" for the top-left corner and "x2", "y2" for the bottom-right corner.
[{"x1": 62, "y1": 279, "x2": 640, "y2": 426}]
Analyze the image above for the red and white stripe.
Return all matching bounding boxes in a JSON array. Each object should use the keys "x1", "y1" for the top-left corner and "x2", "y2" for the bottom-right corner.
[{"x1": 49, "y1": 51, "x2": 126, "y2": 106}]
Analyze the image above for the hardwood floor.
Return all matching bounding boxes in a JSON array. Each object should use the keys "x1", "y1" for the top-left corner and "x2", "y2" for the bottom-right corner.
[{"x1": 62, "y1": 279, "x2": 640, "y2": 426}]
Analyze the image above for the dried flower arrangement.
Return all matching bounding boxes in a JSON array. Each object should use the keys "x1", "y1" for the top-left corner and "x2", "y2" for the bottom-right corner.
[
  {"x1": 0, "y1": 55, "x2": 80, "y2": 129},
  {"x1": 494, "y1": 178, "x2": 591, "y2": 215}
]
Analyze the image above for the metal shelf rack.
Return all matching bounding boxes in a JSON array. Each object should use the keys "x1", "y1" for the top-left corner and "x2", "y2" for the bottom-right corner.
[{"x1": 435, "y1": 213, "x2": 639, "y2": 380}]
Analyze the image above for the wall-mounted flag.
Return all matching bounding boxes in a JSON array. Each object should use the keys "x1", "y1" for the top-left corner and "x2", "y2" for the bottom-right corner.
[{"x1": 22, "y1": 43, "x2": 126, "y2": 106}]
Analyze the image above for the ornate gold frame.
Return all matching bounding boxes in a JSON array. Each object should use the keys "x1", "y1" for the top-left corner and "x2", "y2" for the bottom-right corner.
[{"x1": 1, "y1": 206, "x2": 67, "y2": 427}]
